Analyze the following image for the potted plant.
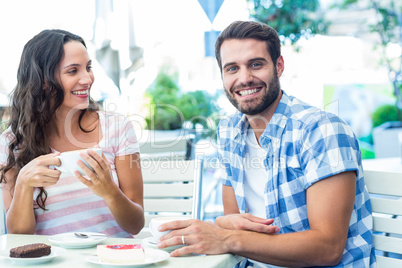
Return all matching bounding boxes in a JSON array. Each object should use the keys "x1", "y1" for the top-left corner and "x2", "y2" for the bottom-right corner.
[
  {"x1": 144, "y1": 65, "x2": 219, "y2": 133},
  {"x1": 142, "y1": 65, "x2": 220, "y2": 159},
  {"x1": 372, "y1": 104, "x2": 402, "y2": 158}
]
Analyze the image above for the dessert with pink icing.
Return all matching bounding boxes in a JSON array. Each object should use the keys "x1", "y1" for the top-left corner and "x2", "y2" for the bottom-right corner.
[{"x1": 97, "y1": 244, "x2": 145, "y2": 263}]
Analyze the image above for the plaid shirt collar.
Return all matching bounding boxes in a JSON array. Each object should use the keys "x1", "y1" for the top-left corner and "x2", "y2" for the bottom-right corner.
[{"x1": 232, "y1": 90, "x2": 291, "y2": 149}]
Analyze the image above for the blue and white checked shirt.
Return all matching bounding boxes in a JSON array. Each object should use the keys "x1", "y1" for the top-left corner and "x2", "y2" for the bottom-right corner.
[{"x1": 217, "y1": 91, "x2": 376, "y2": 267}]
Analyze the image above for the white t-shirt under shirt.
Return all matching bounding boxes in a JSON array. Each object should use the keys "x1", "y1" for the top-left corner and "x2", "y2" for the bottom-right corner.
[
  {"x1": 244, "y1": 129, "x2": 285, "y2": 268},
  {"x1": 244, "y1": 129, "x2": 268, "y2": 218}
]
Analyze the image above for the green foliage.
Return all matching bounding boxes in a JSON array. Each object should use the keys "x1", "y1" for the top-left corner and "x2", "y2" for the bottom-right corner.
[
  {"x1": 145, "y1": 66, "x2": 219, "y2": 132},
  {"x1": 178, "y1": 90, "x2": 219, "y2": 130},
  {"x1": 335, "y1": 0, "x2": 358, "y2": 8},
  {"x1": 375, "y1": 7, "x2": 399, "y2": 44},
  {"x1": 371, "y1": 104, "x2": 399, "y2": 128},
  {"x1": 247, "y1": 0, "x2": 328, "y2": 44},
  {"x1": 144, "y1": 67, "x2": 181, "y2": 130},
  {"x1": 336, "y1": 1, "x2": 399, "y2": 44},
  {"x1": 360, "y1": 147, "x2": 375, "y2": 159}
]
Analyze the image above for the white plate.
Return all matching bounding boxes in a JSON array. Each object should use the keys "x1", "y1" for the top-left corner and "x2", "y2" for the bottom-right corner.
[
  {"x1": 49, "y1": 232, "x2": 107, "y2": 248},
  {"x1": 0, "y1": 246, "x2": 66, "y2": 265},
  {"x1": 142, "y1": 237, "x2": 183, "y2": 252},
  {"x1": 86, "y1": 248, "x2": 170, "y2": 267}
]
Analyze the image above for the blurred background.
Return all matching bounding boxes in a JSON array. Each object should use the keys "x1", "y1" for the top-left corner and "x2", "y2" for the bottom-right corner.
[{"x1": 0, "y1": 0, "x2": 401, "y2": 219}]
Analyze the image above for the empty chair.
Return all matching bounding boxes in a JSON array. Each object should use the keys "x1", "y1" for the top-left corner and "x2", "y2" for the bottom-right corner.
[
  {"x1": 364, "y1": 170, "x2": 402, "y2": 267},
  {"x1": 135, "y1": 159, "x2": 203, "y2": 239}
]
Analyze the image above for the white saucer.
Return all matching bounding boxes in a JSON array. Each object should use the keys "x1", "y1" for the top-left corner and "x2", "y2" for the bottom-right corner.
[
  {"x1": 86, "y1": 248, "x2": 169, "y2": 267},
  {"x1": 142, "y1": 237, "x2": 183, "y2": 252},
  {"x1": 0, "y1": 246, "x2": 66, "y2": 265},
  {"x1": 49, "y1": 232, "x2": 107, "y2": 248}
]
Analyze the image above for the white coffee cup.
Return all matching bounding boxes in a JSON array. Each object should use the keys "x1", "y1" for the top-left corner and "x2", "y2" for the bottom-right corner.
[
  {"x1": 149, "y1": 216, "x2": 189, "y2": 240},
  {"x1": 53, "y1": 148, "x2": 102, "y2": 177}
]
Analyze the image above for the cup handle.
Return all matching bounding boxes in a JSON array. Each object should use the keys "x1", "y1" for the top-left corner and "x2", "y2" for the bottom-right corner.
[
  {"x1": 53, "y1": 155, "x2": 67, "y2": 173},
  {"x1": 149, "y1": 221, "x2": 155, "y2": 237}
]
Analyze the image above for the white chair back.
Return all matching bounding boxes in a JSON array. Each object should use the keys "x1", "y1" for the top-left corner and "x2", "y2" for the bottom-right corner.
[
  {"x1": 136, "y1": 159, "x2": 203, "y2": 239},
  {"x1": 365, "y1": 170, "x2": 402, "y2": 267}
]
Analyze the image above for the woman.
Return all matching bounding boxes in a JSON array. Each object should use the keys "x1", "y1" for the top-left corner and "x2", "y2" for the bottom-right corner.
[{"x1": 0, "y1": 29, "x2": 144, "y2": 237}]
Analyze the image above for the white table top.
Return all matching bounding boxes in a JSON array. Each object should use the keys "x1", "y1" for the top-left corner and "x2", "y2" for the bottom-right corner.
[
  {"x1": 362, "y1": 157, "x2": 402, "y2": 173},
  {"x1": 0, "y1": 234, "x2": 244, "y2": 268}
]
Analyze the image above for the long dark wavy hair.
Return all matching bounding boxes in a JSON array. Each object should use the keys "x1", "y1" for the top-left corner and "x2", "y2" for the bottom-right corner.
[{"x1": 0, "y1": 29, "x2": 99, "y2": 210}]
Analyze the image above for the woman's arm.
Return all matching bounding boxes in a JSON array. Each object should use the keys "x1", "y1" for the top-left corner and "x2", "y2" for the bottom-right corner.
[
  {"x1": 76, "y1": 150, "x2": 144, "y2": 235},
  {"x1": 2, "y1": 153, "x2": 61, "y2": 234},
  {"x1": 108, "y1": 153, "x2": 144, "y2": 234},
  {"x1": 2, "y1": 167, "x2": 36, "y2": 234}
]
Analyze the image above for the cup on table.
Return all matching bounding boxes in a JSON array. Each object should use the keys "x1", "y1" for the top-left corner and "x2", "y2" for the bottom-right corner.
[
  {"x1": 53, "y1": 148, "x2": 102, "y2": 176},
  {"x1": 149, "y1": 216, "x2": 189, "y2": 241}
]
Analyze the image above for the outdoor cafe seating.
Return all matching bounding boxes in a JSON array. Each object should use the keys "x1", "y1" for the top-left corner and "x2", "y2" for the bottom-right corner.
[
  {"x1": 364, "y1": 169, "x2": 402, "y2": 267},
  {"x1": 136, "y1": 158, "x2": 203, "y2": 239}
]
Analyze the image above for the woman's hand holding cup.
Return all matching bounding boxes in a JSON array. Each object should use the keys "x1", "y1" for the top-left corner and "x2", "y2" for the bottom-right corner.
[{"x1": 52, "y1": 148, "x2": 102, "y2": 177}]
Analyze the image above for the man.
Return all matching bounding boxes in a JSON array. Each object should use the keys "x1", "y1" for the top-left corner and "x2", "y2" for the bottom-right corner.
[{"x1": 157, "y1": 21, "x2": 376, "y2": 267}]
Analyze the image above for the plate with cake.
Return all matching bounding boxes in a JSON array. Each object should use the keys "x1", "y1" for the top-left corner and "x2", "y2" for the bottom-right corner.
[
  {"x1": 49, "y1": 232, "x2": 107, "y2": 248},
  {"x1": 86, "y1": 244, "x2": 169, "y2": 266},
  {"x1": 0, "y1": 243, "x2": 66, "y2": 265}
]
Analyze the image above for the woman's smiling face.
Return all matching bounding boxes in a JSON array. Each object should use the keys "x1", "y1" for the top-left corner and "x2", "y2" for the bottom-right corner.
[{"x1": 57, "y1": 40, "x2": 94, "y2": 111}]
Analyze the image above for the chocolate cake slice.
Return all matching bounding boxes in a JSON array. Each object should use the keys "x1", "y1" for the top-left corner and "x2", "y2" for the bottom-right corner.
[{"x1": 9, "y1": 243, "x2": 51, "y2": 258}]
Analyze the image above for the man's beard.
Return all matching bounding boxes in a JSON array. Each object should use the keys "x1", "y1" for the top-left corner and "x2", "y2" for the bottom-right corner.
[{"x1": 224, "y1": 73, "x2": 280, "y2": 116}]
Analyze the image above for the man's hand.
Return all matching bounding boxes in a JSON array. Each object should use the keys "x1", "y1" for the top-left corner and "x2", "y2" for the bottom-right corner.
[
  {"x1": 215, "y1": 213, "x2": 279, "y2": 234},
  {"x1": 157, "y1": 219, "x2": 231, "y2": 257}
]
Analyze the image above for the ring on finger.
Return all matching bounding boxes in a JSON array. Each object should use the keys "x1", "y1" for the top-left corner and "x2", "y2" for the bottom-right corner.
[{"x1": 181, "y1": 235, "x2": 185, "y2": 245}]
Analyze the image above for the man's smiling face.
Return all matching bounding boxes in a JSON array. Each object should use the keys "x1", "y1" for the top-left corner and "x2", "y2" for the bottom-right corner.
[{"x1": 220, "y1": 38, "x2": 283, "y2": 116}]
